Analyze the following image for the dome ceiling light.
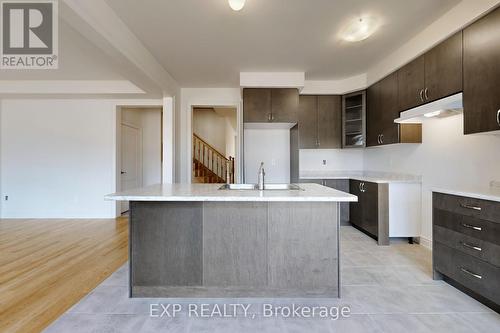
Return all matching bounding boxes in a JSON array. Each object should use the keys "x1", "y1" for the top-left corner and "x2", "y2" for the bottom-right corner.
[
  {"x1": 339, "y1": 16, "x2": 380, "y2": 42},
  {"x1": 228, "y1": 0, "x2": 246, "y2": 11}
]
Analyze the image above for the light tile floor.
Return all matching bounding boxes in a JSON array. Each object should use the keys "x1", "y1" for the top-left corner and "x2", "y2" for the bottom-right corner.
[{"x1": 44, "y1": 226, "x2": 500, "y2": 332}]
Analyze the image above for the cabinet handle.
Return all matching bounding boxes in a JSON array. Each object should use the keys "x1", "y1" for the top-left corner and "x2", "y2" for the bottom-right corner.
[
  {"x1": 380, "y1": 134, "x2": 384, "y2": 144},
  {"x1": 419, "y1": 89, "x2": 424, "y2": 102},
  {"x1": 268, "y1": 114, "x2": 272, "y2": 121},
  {"x1": 359, "y1": 182, "x2": 363, "y2": 192},
  {"x1": 461, "y1": 223, "x2": 482, "y2": 231},
  {"x1": 459, "y1": 203, "x2": 482, "y2": 211},
  {"x1": 271, "y1": 114, "x2": 275, "y2": 121},
  {"x1": 460, "y1": 267, "x2": 482, "y2": 279},
  {"x1": 424, "y1": 88, "x2": 429, "y2": 101},
  {"x1": 460, "y1": 241, "x2": 482, "y2": 252},
  {"x1": 497, "y1": 109, "x2": 500, "y2": 128}
]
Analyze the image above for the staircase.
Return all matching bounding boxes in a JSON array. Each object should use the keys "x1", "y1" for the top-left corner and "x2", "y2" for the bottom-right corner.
[{"x1": 193, "y1": 134, "x2": 235, "y2": 184}]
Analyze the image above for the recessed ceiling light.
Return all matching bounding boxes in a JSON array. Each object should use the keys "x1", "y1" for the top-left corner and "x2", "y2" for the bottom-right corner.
[
  {"x1": 228, "y1": 0, "x2": 246, "y2": 11},
  {"x1": 339, "y1": 16, "x2": 380, "y2": 42}
]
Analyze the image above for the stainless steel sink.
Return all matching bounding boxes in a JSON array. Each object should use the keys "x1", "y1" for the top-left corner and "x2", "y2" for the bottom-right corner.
[{"x1": 219, "y1": 184, "x2": 302, "y2": 191}]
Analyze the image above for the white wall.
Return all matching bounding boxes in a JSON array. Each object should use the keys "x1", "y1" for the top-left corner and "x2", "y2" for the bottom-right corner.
[
  {"x1": 193, "y1": 108, "x2": 228, "y2": 156},
  {"x1": 225, "y1": 116, "x2": 237, "y2": 158},
  {"x1": 179, "y1": 88, "x2": 242, "y2": 183},
  {"x1": 122, "y1": 108, "x2": 162, "y2": 186},
  {"x1": 0, "y1": 99, "x2": 117, "y2": 218},
  {"x1": 244, "y1": 129, "x2": 290, "y2": 184},
  {"x1": 299, "y1": 149, "x2": 364, "y2": 172},
  {"x1": 363, "y1": 114, "x2": 500, "y2": 245}
]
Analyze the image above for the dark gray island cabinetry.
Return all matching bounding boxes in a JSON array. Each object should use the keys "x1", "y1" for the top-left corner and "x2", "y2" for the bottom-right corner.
[{"x1": 106, "y1": 183, "x2": 356, "y2": 298}]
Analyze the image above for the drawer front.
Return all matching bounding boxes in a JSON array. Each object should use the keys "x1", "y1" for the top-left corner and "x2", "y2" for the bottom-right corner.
[
  {"x1": 433, "y1": 208, "x2": 500, "y2": 246},
  {"x1": 433, "y1": 225, "x2": 500, "y2": 267},
  {"x1": 433, "y1": 192, "x2": 500, "y2": 223},
  {"x1": 434, "y1": 241, "x2": 500, "y2": 305}
]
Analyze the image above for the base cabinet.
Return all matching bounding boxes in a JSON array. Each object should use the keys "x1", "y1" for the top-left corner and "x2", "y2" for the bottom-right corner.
[
  {"x1": 349, "y1": 180, "x2": 385, "y2": 244},
  {"x1": 299, "y1": 179, "x2": 349, "y2": 225},
  {"x1": 433, "y1": 192, "x2": 500, "y2": 311},
  {"x1": 300, "y1": 178, "x2": 421, "y2": 246}
]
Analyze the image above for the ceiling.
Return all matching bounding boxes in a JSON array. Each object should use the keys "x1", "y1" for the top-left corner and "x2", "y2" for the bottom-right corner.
[
  {"x1": 105, "y1": 0, "x2": 460, "y2": 87},
  {"x1": 0, "y1": 20, "x2": 126, "y2": 81}
]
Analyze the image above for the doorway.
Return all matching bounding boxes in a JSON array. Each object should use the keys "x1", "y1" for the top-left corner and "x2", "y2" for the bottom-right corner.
[
  {"x1": 191, "y1": 106, "x2": 238, "y2": 183},
  {"x1": 119, "y1": 107, "x2": 162, "y2": 214}
]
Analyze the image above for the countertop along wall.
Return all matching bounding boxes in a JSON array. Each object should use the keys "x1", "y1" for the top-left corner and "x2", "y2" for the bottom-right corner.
[
  {"x1": 363, "y1": 114, "x2": 500, "y2": 246},
  {"x1": 297, "y1": 114, "x2": 500, "y2": 247}
]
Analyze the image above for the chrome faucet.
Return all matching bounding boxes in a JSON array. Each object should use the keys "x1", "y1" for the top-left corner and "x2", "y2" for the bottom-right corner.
[{"x1": 257, "y1": 162, "x2": 265, "y2": 190}]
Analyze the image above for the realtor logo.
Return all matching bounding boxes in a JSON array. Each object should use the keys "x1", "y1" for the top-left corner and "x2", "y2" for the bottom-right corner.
[{"x1": 1, "y1": 0, "x2": 58, "y2": 69}]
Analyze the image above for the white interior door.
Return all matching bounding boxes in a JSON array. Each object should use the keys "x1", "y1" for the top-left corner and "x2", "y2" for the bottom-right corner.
[{"x1": 121, "y1": 123, "x2": 142, "y2": 213}]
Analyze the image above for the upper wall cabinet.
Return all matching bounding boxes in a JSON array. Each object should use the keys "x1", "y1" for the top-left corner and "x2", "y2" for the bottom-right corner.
[
  {"x1": 342, "y1": 91, "x2": 366, "y2": 148},
  {"x1": 271, "y1": 89, "x2": 299, "y2": 123},
  {"x1": 243, "y1": 88, "x2": 298, "y2": 123},
  {"x1": 397, "y1": 32, "x2": 463, "y2": 111},
  {"x1": 463, "y1": 7, "x2": 500, "y2": 134},
  {"x1": 367, "y1": 72, "x2": 422, "y2": 147},
  {"x1": 298, "y1": 95, "x2": 341, "y2": 149},
  {"x1": 397, "y1": 56, "x2": 426, "y2": 111},
  {"x1": 424, "y1": 32, "x2": 463, "y2": 103}
]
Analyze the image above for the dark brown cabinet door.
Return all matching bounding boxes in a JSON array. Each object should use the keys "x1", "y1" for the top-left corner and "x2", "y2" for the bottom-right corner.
[
  {"x1": 398, "y1": 56, "x2": 425, "y2": 111},
  {"x1": 367, "y1": 73, "x2": 400, "y2": 146},
  {"x1": 379, "y1": 72, "x2": 400, "y2": 145},
  {"x1": 271, "y1": 88, "x2": 299, "y2": 123},
  {"x1": 362, "y1": 181, "x2": 379, "y2": 238},
  {"x1": 318, "y1": 95, "x2": 342, "y2": 148},
  {"x1": 349, "y1": 180, "x2": 363, "y2": 229},
  {"x1": 425, "y1": 31, "x2": 463, "y2": 102},
  {"x1": 463, "y1": 7, "x2": 500, "y2": 134},
  {"x1": 366, "y1": 83, "x2": 382, "y2": 147},
  {"x1": 243, "y1": 88, "x2": 271, "y2": 122},
  {"x1": 298, "y1": 95, "x2": 318, "y2": 149}
]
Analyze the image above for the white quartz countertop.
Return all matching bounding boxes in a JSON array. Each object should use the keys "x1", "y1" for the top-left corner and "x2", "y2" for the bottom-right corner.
[
  {"x1": 105, "y1": 183, "x2": 358, "y2": 202},
  {"x1": 432, "y1": 186, "x2": 500, "y2": 203},
  {"x1": 300, "y1": 171, "x2": 422, "y2": 184}
]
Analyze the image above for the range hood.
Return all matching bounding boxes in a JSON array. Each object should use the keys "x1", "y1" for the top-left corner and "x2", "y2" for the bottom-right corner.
[{"x1": 394, "y1": 93, "x2": 463, "y2": 123}]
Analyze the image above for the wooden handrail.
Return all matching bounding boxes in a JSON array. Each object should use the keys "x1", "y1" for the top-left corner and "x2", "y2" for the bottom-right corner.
[
  {"x1": 193, "y1": 133, "x2": 235, "y2": 183},
  {"x1": 193, "y1": 133, "x2": 228, "y2": 162}
]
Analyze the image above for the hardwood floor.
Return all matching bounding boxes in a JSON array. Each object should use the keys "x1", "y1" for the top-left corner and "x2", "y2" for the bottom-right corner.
[{"x1": 0, "y1": 217, "x2": 128, "y2": 333}]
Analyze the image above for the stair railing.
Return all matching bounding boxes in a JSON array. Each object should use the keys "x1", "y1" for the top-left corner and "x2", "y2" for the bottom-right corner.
[{"x1": 193, "y1": 134, "x2": 235, "y2": 183}]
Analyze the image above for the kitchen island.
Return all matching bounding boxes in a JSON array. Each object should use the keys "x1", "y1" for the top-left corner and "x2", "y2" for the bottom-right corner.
[{"x1": 105, "y1": 183, "x2": 356, "y2": 298}]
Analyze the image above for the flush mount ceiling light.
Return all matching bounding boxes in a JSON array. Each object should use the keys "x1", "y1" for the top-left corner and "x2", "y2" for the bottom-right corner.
[
  {"x1": 228, "y1": 0, "x2": 246, "y2": 11},
  {"x1": 339, "y1": 16, "x2": 380, "y2": 42}
]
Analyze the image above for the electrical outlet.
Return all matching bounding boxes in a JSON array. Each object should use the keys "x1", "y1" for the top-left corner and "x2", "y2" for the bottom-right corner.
[
  {"x1": 322, "y1": 160, "x2": 327, "y2": 166},
  {"x1": 4, "y1": 195, "x2": 8, "y2": 201}
]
